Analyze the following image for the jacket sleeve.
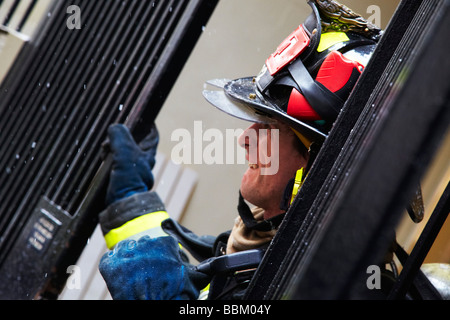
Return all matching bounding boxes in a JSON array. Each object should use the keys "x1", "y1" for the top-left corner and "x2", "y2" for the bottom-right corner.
[
  {"x1": 98, "y1": 190, "x2": 169, "y2": 249},
  {"x1": 98, "y1": 190, "x2": 212, "y2": 300}
]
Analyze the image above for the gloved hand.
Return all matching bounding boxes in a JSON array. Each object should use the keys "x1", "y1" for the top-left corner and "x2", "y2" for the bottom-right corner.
[
  {"x1": 99, "y1": 236, "x2": 204, "y2": 300},
  {"x1": 105, "y1": 124, "x2": 159, "y2": 206}
]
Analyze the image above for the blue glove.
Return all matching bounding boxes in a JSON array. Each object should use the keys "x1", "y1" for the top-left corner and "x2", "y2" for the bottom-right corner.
[
  {"x1": 99, "y1": 236, "x2": 200, "y2": 300},
  {"x1": 105, "y1": 124, "x2": 159, "y2": 206}
]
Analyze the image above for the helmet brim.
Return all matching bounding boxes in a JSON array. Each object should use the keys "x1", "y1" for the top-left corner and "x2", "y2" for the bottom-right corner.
[{"x1": 202, "y1": 77, "x2": 327, "y2": 144}]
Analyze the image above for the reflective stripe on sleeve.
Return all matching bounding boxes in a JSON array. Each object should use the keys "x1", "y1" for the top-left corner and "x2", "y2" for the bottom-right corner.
[{"x1": 104, "y1": 211, "x2": 170, "y2": 249}]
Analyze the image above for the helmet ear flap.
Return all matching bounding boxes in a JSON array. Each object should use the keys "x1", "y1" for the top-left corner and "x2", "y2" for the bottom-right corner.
[
  {"x1": 287, "y1": 88, "x2": 321, "y2": 121},
  {"x1": 286, "y1": 51, "x2": 364, "y2": 121}
]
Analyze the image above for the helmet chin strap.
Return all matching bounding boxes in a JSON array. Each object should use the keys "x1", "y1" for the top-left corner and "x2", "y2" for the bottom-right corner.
[
  {"x1": 290, "y1": 168, "x2": 305, "y2": 205},
  {"x1": 291, "y1": 127, "x2": 313, "y2": 150},
  {"x1": 279, "y1": 137, "x2": 322, "y2": 211},
  {"x1": 237, "y1": 191, "x2": 285, "y2": 231},
  {"x1": 280, "y1": 167, "x2": 306, "y2": 212}
]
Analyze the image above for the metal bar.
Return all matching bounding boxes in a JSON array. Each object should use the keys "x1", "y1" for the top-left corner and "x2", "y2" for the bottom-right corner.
[
  {"x1": 0, "y1": 2, "x2": 76, "y2": 178},
  {"x1": 38, "y1": 0, "x2": 122, "y2": 200},
  {"x1": 284, "y1": 0, "x2": 450, "y2": 299},
  {"x1": 56, "y1": 0, "x2": 176, "y2": 209},
  {"x1": 0, "y1": 0, "x2": 83, "y2": 238},
  {"x1": 47, "y1": 0, "x2": 137, "y2": 201},
  {"x1": 0, "y1": 0, "x2": 93, "y2": 263},
  {"x1": 0, "y1": 1, "x2": 63, "y2": 104},
  {"x1": 64, "y1": 0, "x2": 186, "y2": 206},
  {"x1": 388, "y1": 182, "x2": 450, "y2": 299},
  {"x1": 0, "y1": 0, "x2": 89, "y2": 210},
  {"x1": 1, "y1": 0, "x2": 21, "y2": 26},
  {"x1": 16, "y1": 0, "x2": 38, "y2": 31},
  {"x1": 0, "y1": 0, "x2": 219, "y2": 299},
  {"x1": 68, "y1": 0, "x2": 219, "y2": 213},
  {"x1": 118, "y1": 0, "x2": 186, "y2": 127},
  {"x1": 0, "y1": 0, "x2": 73, "y2": 171},
  {"x1": 0, "y1": 0, "x2": 100, "y2": 206}
]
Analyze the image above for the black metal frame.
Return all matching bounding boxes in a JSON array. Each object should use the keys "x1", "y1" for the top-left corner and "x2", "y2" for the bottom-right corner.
[
  {"x1": 0, "y1": 0, "x2": 218, "y2": 299},
  {"x1": 388, "y1": 182, "x2": 449, "y2": 299},
  {"x1": 245, "y1": 0, "x2": 449, "y2": 300}
]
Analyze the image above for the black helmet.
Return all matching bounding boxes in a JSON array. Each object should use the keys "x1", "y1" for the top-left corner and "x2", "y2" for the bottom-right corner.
[{"x1": 203, "y1": 0, "x2": 382, "y2": 148}]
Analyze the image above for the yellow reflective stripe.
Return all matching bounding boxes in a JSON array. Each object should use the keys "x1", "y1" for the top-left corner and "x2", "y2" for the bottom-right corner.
[
  {"x1": 290, "y1": 168, "x2": 305, "y2": 205},
  {"x1": 198, "y1": 283, "x2": 210, "y2": 300},
  {"x1": 104, "y1": 211, "x2": 169, "y2": 249},
  {"x1": 317, "y1": 32, "x2": 350, "y2": 53}
]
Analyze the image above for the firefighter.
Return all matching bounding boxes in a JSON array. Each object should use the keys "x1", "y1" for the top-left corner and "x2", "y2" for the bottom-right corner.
[{"x1": 98, "y1": 0, "x2": 381, "y2": 300}]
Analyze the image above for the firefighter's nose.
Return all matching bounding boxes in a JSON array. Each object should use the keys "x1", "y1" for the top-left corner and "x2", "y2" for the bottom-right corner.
[{"x1": 238, "y1": 123, "x2": 259, "y2": 149}]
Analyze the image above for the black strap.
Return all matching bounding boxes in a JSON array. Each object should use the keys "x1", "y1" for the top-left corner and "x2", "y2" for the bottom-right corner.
[
  {"x1": 280, "y1": 178, "x2": 296, "y2": 211},
  {"x1": 288, "y1": 58, "x2": 343, "y2": 120},
  {"x1": 238, "y1": 192, "x2": 285, "y2": 232},
  {"x1": 161, "y1": 218, "x2": 216, "y2": 262},
  {"x1": 390, "y1": 242, "x2": 443, "y2": 300},
  {"x1": 301, "y1": 0, "x2": 322, "y2": 63}
]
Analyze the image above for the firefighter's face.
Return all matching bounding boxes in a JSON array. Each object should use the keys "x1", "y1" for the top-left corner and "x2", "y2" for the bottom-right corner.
[{"x1": 238, "y1": 122, "x2": 309, "y2": 219}]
